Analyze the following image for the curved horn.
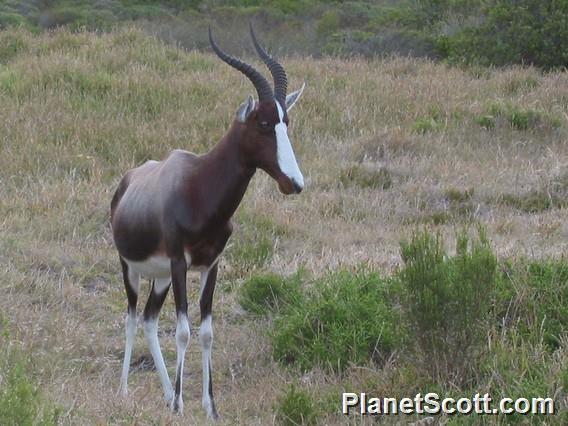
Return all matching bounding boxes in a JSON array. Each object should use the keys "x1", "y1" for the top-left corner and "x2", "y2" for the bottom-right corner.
[
  {"x1": 249, "y1": 23, "x2": 288, "y2": 108},
  {"x1": 209, "y1": 27, "x2": 273, "y2": 102}
]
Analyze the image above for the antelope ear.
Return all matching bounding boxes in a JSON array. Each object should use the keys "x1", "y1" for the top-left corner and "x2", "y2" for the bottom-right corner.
[
  {"x1": 285, "y1": 82, "x2": 305, "y2": 112},
  {"x1": 236, "y1": 95, "x2": 255, "y2": 122}
]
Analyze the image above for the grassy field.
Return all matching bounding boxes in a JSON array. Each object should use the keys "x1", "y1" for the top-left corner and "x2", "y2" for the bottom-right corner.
[{"x1": 1, "y1": 27, "x2": 568, "y2": 424}]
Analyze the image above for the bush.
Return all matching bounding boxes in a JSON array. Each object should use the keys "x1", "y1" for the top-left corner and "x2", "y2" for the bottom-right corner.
[
  {"x1": 316, "y1": 10, "x2": 340, "y2": 37},
  {"x1": 0, "y1": 324, "x2": 59, "y2": 425},
  {"x1": 476, "y1": 102, "x2": 561, "y2": 132},
  {"x1": 272, "y1": 270, "x2": 404, "y2": 373},
  {"x1": 399, "y1": 227, "x2": 497, "y2": 385},
  {"x1": 439, "y1": 0, "x2": 568, "y2": 69},
  {"x1": 274, "y1": 384, "x2": 317, "y2": 426},
  {"x1": 239, "y1": 272, "x2": 304, "y2": 316}
]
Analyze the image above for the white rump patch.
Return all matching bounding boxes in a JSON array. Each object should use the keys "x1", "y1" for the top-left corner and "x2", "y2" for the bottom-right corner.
[
  {"x1": 125, "y1": 252, "x2": 192, "y2": 279},
  {"x1": 275, "y1": 101, "x2": 304, "y2": 189}
]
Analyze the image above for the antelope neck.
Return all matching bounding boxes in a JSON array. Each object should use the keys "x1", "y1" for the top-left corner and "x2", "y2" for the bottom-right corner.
[{"x1": 198, "y1": 122, "x2": 256, "y2": 224}]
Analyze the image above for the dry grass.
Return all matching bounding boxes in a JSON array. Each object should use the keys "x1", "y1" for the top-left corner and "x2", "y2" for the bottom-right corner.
[{"x1": 1, "y1": 27, "x2": 568, "y2": 424}]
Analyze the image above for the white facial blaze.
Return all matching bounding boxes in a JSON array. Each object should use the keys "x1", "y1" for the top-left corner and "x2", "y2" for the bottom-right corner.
[{"x1": 275, "y1": 101, "x2": 304, "y2": 189}]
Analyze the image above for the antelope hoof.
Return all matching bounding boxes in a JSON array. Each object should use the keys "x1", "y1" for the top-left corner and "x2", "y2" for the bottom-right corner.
[
  {"x1": 170, "y1": 396, "x2": 183, "y2": 415},
  {"x1": 203, "y1": 400, "x2": 219, "y2": 421},
  {"x1": 117, "y1": 383, "x2": 128, "y2": 398}
]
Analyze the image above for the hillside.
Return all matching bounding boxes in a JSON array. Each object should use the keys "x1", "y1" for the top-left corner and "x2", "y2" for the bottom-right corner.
[
  {"x1": 0, "y1": 28, "x2": 567, "y2": 424},
  {"x1": 1, "y1": 1, "x2": 567, "y2": 68}
]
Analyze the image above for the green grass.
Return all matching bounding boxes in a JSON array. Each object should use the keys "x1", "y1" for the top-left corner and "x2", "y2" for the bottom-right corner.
[
  {"x1": 504, "y1": 260, "x2": 568, "y2": 349},
  {"x1": 274, "y1": 384, "x2": 317, "y2": 426},
  {"x1": 238, "y1": 272, "x2": 304, "y2": 316},
  {"x1": 0, "y1": 324, "x2": 60, "y2": 425},
  {"x1": 272, "y1": 269, "x2": 404, "y2": 373},
  {"x1": 477, "y1": 102, "x2": 562, "y2": 132}
]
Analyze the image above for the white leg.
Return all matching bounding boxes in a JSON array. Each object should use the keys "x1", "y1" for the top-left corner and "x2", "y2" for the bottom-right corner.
[
  {"x1": 119, "y1": 267, "x2": 139, "y2": 396},
  {"x1": 143, "y1": 278, "x2": 174, "y2": 403},
  {"x1": 172, "y1": 313, "x2": 190, "y2": 413},
  {"x1": 200, "y1": 314, "x2": 216, "y2": 418},
  {"x1": 144, "y1": 317, "x2": 174, "y2": 403}
]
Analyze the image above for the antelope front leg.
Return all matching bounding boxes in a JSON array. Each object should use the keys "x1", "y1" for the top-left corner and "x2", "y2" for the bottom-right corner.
[
  {"x1": 200, "y1": 263, "x2": 219, "y2": 420},
  {"x1": 170, "y1": 257, "x2": 190, "y2": 414}
]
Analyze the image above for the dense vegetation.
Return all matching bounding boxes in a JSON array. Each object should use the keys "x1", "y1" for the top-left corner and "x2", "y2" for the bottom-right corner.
[
  {"x1": 1, "y1": 0, "x2": 567, "y2": 69},
  {"x1": 240, "y1": 230, "x2": 568, "y2": 423}
]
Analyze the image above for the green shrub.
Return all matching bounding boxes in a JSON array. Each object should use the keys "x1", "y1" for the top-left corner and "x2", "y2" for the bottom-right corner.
[
  {"x1": 239, "y1": 272, "x2": 303, "y2": 316},
  {"x1": 478, "y1": 103, "x2": 561, "y2": 132},
  {"x1": 316, "y1": 10, "x2": 340, "y2": 37},
  {"x1": 412, "y1": 116, "x2": 443, "y2": 133},
  {"x1": 508, "y1": 109, "x2": 541, "y2": 131},
  {"x1": 272, "y1": 270, "x2": 403, "y2": 373},
  {"x1": 0, "y1": 327, "x2": 59, "y2": 425},
  {"x1": 339, "y1": 164, "x2": 392, "y2": 190},
  {"x1": 474, "y1": 114, "x2": 496, "y2": 130},
  {"x1": 399, "y1": 227, "x2": 497, "y2": 385},
  {"x1": 504, "y1": 260, "x2": 568, "y2": 350},
  {"x1": 274, "y1": 384, "x2": 317, "y2": 426},
  {"x1": 440, "y1": 0, "x2": 568, "y2": 70}
]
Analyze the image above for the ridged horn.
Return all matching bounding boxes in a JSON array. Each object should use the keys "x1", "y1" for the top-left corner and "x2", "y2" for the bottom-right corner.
[
  {"x1": 209, "y1": 26, "x2": 274, "y2": 102},
  {"x1": 249, "y1": 23, "x2": 288, "y2": 108}
]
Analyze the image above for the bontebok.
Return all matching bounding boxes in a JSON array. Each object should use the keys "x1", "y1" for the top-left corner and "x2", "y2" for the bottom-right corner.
[{"x1": 110, "y1": 25, "x2": 305, "y2": 418}]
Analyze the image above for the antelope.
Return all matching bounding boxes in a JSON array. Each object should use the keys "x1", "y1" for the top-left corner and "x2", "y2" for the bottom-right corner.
[{"x1": 110, "y1": 25, "x2": 305, "y2": 418}]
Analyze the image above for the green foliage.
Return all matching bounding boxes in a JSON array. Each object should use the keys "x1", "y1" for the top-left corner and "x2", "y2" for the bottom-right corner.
[
  {"x1": 272, "y1": 270, "x2": 404, "y2": 373},
  {"x1": 0, "y1": 31, "x2": 29, "y2": 64},
  {"x1": 339, "y1": 164, "x2": 392, "y2": 190},
  {"x1": 439, "y1": 0, "x2": 568, "y2": 69},
  {"x1": 476, "y1": 102, "x2": 562, "y2": 132},
  {"x1": 316, "y1": 10, "x2": 340, "y2": 37},
  {"x1": 412, "y1": 114, "x2": 444, "y2": 133},
  {"x1": 274, "y1": 384, "x2": 317, "y2": 426},
  {"x1": 474, "y1": 114, "x2": 495, "y2": 130},
  {"x1": 399, "y1": 227, "x2": 497, "y2": 385},
  {"x1": 504, "y1": 260, "x2": 568, "y2": 349},
  {"x1": 0, "y1": 0, "x2": 565, "y2": 68},
  {"x1": 239, "y1": 272, "x2": 304, "y2": 316},
  {"x1": 0, "y1": 330, "x2": 59, "y2": 425}
]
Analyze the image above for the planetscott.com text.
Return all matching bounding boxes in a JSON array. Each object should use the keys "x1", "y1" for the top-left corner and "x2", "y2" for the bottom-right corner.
[{"x1": 342, "y1": 392, "x2": 555, "y2": 416}]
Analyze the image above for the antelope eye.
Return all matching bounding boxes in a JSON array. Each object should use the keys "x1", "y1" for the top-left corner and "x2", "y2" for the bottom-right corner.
[{"x1": 259, "y1": 121, "x2": 270, "y2": 129}]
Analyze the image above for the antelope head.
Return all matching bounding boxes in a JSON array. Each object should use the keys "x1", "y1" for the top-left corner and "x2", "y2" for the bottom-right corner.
[{"x1": 209, "y1": 25, "x2": 305, "y2": 194}]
